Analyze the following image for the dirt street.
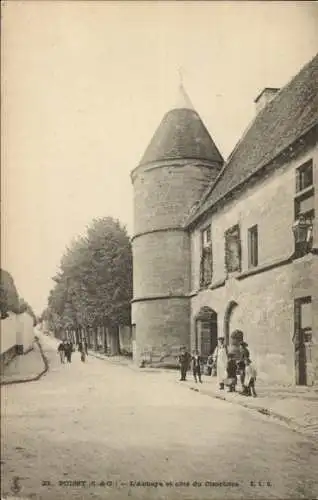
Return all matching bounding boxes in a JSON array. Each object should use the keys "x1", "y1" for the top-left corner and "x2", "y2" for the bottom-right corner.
[{"x1": 1, "y1": 336, "x2": 318, "y2": 500}]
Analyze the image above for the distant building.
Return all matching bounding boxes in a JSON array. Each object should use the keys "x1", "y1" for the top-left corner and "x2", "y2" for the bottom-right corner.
[{"x1": 131, "y1": 53, "x2": 318, "y2": 385}]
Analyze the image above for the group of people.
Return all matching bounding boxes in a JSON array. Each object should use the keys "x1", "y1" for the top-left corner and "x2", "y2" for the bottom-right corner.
[
  {"x1": 178, "y1": 336, "x2": 257, "y2": 397},
  {"x1": 57, "y1": 340, "x2": 88, "y2": 364},
  {"x1": 211, "y1": 336, "x2": 257, "y2": 397}
]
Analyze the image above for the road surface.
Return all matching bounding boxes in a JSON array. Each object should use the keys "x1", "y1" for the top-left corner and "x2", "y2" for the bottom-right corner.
[{"x1": 1, "y1": 335, "x2": 318, "y2": 499}]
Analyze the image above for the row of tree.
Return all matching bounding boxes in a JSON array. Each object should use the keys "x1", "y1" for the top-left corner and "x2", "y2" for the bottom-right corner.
[
  {"x1": 0, "y1": 268, "x2": 37, "y2": 324},
  {"x1": 41, "y1": 217, "x2": 133, "y2": 354}
]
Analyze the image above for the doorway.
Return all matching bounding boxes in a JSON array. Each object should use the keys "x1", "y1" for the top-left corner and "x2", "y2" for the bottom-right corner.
[
  {"x1": 224, "y1": 300, "x2": 238, "y2": 346},
  {"x1": 195, "y1": 307, "x2": 218, "y2": 359},
  {"x1": 294, "y1": 297, "x2": 312, "y2": 386}
]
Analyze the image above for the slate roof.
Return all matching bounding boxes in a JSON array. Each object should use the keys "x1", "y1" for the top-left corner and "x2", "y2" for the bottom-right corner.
[
  {"x1": 187, "y1": 52, "x2": 318, "y2": 225},
  {"x1": 138, "y1": 86, "x2": 224, "y2": 167}
]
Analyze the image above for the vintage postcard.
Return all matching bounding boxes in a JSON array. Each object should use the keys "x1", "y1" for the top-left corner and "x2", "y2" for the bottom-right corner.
[{"x1": 1, "y1": 1, "x2": 318, "y2": 499}]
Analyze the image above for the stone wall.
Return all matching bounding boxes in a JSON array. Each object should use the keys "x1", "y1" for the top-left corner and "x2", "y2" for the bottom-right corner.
[
  {"x1": 133, "y1": 231, "x2": 191, "y2": 298},
  {"x1": 190, "y1": 145, "x2": 318, "y2": 385},
  {"x1": 132, "y1": 159, "x2": 219, "y2": 234},
  {"x1": 131, "y1": 158, "x2": 219, "y2": 363},
  {"x1": 1, "y1": 312, "x2": 35, "y2": 366},
  {"x1": 119, "y1": 325, "x2": 132, "y2": 354},
  {"x1": 131, "y1": 297, "x2": 190, "y2": 365},
  {"x1": 191, "y1": 268, "x2": 294, "y2": 384}
]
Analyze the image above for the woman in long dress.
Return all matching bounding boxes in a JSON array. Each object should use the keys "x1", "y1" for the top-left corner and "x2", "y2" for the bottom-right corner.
[{"x1": 213, "y1": 337, "x2": 228, "y2": 390}]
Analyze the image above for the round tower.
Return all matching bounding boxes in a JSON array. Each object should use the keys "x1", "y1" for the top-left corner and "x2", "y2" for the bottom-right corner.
[{"x1": 131, "y1": 85, "x2": 223, "y2": 364}]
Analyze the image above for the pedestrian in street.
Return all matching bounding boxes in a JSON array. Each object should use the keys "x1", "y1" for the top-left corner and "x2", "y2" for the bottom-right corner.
[
  {"x1": 212, "y1": 337, "x2": 228, "y2": 390},
  {"x1": 84, "y1": 340, "x2": 88, "y2": 356},
  {"x1": 79, "y1": 342, "x2": 86, "y2": 363},
  {"x1": 178, "y1": 346, "x2": 191, "y2": 381},
  {"x1": 65, "y1": 342, "x2": 73, "y2": 363},
  {"x1": 244, "y1": 358, "x2": 257, "y2": 397},
  {"x1": 225, "y1": 353, "x2": 237, "y2": 392},
  {"x1": 57, "y1": 341, "x2": 65, "y2": 364},
  {"x1": 237, "y1": 341, "x2": 250, "y2": 393},
  {"x1": 191, "y1": 350, "x2": 203, "y2": 383},
  {"x1": 205, "y1": 353, "x2": 214, "y2": 376}
]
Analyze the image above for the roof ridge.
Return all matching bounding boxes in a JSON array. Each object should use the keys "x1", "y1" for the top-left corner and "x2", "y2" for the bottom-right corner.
[
  {"x1": 186, "y1": 51, "x2": 318, "y2": 225},
  {"x1": 197, "y1": 52, "x2": 318, "y2": 212},
  {"x1": 196, "y1": 110, "x2": 258, "y2": 209},
  {"x1": 191, "y1": 121, "x2": 318, "y2": 225}
]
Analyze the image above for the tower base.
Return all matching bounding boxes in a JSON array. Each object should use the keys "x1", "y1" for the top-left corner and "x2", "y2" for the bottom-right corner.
[{"x1": 131, "y1": 296, "x2": 190, "y2": 366}]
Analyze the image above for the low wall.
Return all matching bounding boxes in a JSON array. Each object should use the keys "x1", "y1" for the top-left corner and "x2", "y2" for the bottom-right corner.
[
  {"x1": 119, "y1": 325, "x2": 132, "y2": 354},
  {"x1": 1, "y1": 312, "x2": 35, "y2": 363}
]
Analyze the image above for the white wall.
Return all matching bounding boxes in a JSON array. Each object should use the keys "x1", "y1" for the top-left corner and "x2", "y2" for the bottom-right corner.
[
  {"x1": 1, "y1": 311, "x2": 35, "y2": 355},
  {"x1": 0, "y1": 312, "x2": 17, "y2": 355}
]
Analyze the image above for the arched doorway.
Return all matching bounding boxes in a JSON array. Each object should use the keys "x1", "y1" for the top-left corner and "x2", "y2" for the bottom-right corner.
[
  {"x1": 195, "y1": 307, "x2": 218, "y2": 359},
  {"x1": 224, "y1": 300, "x2": 238, "y2": 345}
]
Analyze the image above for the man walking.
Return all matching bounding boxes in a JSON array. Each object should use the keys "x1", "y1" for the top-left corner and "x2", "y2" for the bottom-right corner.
[
  {"x1": 79, "y1": 342, "x2": 86, "y2": 363},
  {"x1": 84, "y1": 340, "x2": 88, "y2": 356},
  {"x1": 64, "y1": 342, "x2": 73, "y2": 363},
  {"x1": 57, "y1": 341, "x2": 65, "y2": 364},
  {"x1": 178, "y1": 346, "x2": 191, "y2": 381}
]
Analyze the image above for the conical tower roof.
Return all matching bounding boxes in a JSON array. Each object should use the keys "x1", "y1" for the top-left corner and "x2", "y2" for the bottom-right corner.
[{"x1": 138, "y1": 84, "x2": 223, "y2": 167}]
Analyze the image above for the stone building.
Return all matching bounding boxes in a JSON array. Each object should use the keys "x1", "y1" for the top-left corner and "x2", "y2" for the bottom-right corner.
[{"x1": 131, "y1": 53, "x2": 318, "y2": 385}]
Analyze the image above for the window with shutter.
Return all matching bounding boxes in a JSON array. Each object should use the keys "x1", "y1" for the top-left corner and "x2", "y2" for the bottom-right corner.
[
  {"x1": 200, "y1": 226, "x2": 213, "y2": 287},
  {"x1": 225, "y1": 224, "x2": 241, "y2": 273}
]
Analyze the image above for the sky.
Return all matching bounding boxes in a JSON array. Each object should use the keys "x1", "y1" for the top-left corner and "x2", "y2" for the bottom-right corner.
[{"x1": 1, "y1": 1, "x2": 318, "y2": 315}]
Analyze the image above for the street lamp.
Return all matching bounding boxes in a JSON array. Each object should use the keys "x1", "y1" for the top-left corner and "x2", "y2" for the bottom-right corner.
[{"x1": 292, "y1": 214, "x2": 313, "y2": 257}]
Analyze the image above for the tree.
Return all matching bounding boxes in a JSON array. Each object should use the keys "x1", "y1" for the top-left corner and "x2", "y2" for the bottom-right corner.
[
  {"x1": 0, "y1": 269, "x2": 20, "y2": 317},
  {"x1": 0, "y1": 269, "x2": 37, "y2": 323},
  {"x1": 46, "y1": 217, "x2": 133, "y2": 353}
]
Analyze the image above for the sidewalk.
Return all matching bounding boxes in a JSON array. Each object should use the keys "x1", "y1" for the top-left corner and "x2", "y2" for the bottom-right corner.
[
  {"x1": 0, "y1": 339, "x2": 47, "y2": 385},
  {"x1": 89, "y1": 350, "x2": 318, "y2": 437},
  {"x1": 187, "y1": 378, "x2": 318, "y2": 437}
]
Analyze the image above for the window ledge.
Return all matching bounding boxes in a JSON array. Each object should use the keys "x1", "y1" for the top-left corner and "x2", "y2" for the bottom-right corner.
[
  {"x1": 295, "y1": 184, "x2": 314, "y2": 199},
  {"x1": 209, "y1": 279, "x2": 226, "y2": 290},
  {"x1": 237, "y1": 255, "x2": 293, "y2": 280}
]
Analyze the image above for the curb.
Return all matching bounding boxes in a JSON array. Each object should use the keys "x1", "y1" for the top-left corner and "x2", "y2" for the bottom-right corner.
[
  {"x1": 187, "y1": 385, "x2": 310, "y2": 436},
  {"x1": 88, "y1": 351, "x2": 177, "y2": 373},
  {"x1": 76, "y1": 350, "x2": 317, "y2": 437},
  {"x1": 0, "y1": 337, "x2": 49, "y2": 387}
]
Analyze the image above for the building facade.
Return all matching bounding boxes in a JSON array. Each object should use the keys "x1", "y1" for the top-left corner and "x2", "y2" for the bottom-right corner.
[{"x1": 131, "y1": 54, "x2": 318, "y2": 385}]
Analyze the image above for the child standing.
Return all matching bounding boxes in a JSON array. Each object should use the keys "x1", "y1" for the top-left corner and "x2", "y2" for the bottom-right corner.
[
  {"x1": 191, "y1": 350, "x2": 202, "y2": 383},
  {"x1": 244, "y1": 358, "x2": 257, "y2": 397}
]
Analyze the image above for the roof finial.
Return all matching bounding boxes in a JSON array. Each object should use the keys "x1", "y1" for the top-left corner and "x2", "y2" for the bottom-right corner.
[
  {"x1": 173, "y1": 67, "x2": 194, "y2": 111},
  {"x1": 178, "y1": 66, "x2": 184, "y2": 87}
]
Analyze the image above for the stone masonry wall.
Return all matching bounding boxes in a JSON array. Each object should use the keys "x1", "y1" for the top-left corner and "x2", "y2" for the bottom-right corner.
[
  {"x1": 191, "y1": 268, "x2": 294, "y2": 384},
  {"x1": 133, "y1": 231, "x2": 191, "y2": 298},
  {"x1": 132, "y1": 159, "x2": 219, "y2": 235},
  {"x1": 131, "y1": 298, "x2": 190, "y2": 366},
  {"x1": 190, "y1": 145, "x2": 318, "y2": 385},
  {"x1": 132, "y1": 158, "x2": 220, "y2": 363}
]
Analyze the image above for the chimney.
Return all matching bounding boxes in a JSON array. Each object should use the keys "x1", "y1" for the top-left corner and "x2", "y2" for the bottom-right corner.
[{"x1": 254, "y1": 87, "x2": 280, "y2": 114}]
